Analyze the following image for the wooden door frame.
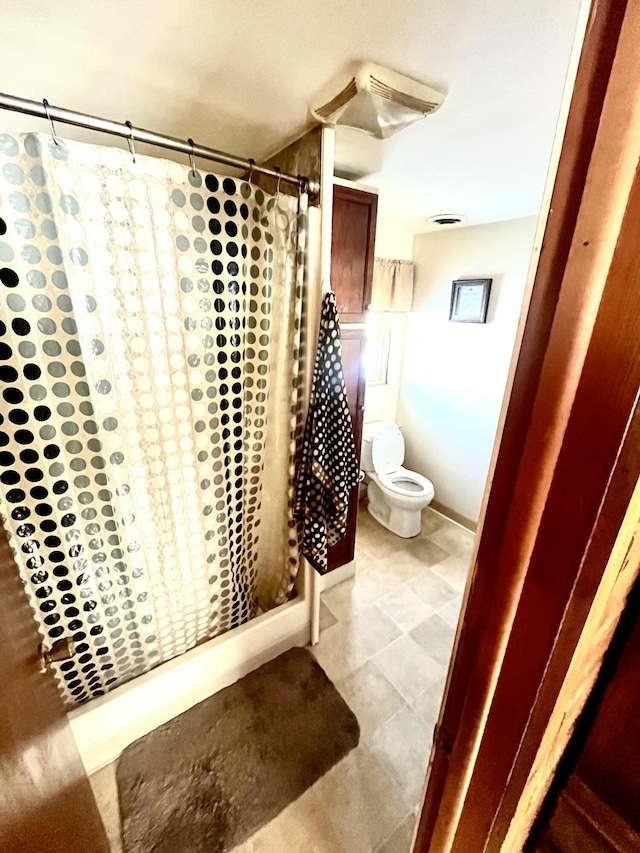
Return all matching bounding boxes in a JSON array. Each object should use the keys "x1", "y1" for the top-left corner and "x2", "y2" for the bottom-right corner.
[{"x1": 414, "y1": 0, "x2": 640, "y2": 849}]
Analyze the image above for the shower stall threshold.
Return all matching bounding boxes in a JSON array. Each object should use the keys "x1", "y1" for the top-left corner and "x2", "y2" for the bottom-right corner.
[{"x1": 68, "y1": 569, "x2": 313, "y2": 774}]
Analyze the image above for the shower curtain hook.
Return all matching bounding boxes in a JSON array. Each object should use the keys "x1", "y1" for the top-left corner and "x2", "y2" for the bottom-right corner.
[
  {"x1": 274, "y1": 167, "x2": 282, "y2": 198},
  {"x1": 42, "y1": 99, "x2": 59, "y2": 146},
  {"x1": 125, "y1": 120, "x2": 136, "y2": 164},
  {"x1": 247, "y1": 157, "x2": 255, "y2": 184},
  {"x1": 188, "y1": 138, "x2": 197, "y2": 177}
]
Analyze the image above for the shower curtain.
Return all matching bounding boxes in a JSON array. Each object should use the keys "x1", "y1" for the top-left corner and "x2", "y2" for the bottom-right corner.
[{"x1": 0, "y1": 132, "x2": 308, "y2": 706}]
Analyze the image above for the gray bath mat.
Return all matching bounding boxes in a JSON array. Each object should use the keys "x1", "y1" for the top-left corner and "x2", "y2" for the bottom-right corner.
[{"x1": 116, "y1": 647, "x2": 360, "y2": 852}]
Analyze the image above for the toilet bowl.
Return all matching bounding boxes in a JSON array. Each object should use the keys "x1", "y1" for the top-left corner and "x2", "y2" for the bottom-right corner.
[{"x1": 361, "y1": 421, "x2": 435, "y2": 538}]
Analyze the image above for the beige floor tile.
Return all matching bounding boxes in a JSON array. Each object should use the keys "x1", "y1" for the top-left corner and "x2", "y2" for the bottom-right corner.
[
  {"x1": 438, "y1": 598, "x2": 463, "y2": 628},
  {"x1": 89, "y1": 763, "x2": 123, "y2": 853},
  {"x1": 357, "y1": 524, "x2": 405, "y2": 560},
  {"x1": 409, "y1": 613, "x2": 456, "y2": 667},
  {"x1": 377, "y1": 585, "x2": 436, "y2": 633},
  {"x1": 418, "y1": 508, "x2": 448, "y2": 537},
  {"x1": 409, "y1": 569, "x2": 459, "y2": 611},
  {"x1": 430, "y1": 553, "x2": 471, "y2": 594},
  {"x1": 313, "y1": 603, "x2": 403, "y2": 683},
  {"x1": 355, "y1": 543, "x2": 378, "y2": 570},
  {"x1": 404, "y1": 537, "x2": 450, "y2": 568},
  {"x1": 319, "y1": 600, "x2": 338, "y2": 632},
  {"x1": 411, "y1": 675, "x2": 447, "y2": 731},
  {"x1": 322, "y1": 564, "x2": 399, "y2": 621},
  {"x1": 427, "y1": 523, "x2": 474, "y2": 558},
  {"x1": 375, "y1": 811, "x2": 418, "y2": 853},
  {"x1": 369, "y1": 705, "x2": 432, "y2": 808},
  {"x1": 313, "y1": 744, "x2": 410, "y2": 853},
  {"x1": 372, "y1": 635, "x2": 445, "y2": 703},
  {"x1": 336, "y1": 660, "x2": 406, "y2": 740},
  {"x1": 232, "y1": 783, "x2": 346, "y2": 852},
  {"x1": 387, "y1": 549, "x2": 435, "y2": 585}
]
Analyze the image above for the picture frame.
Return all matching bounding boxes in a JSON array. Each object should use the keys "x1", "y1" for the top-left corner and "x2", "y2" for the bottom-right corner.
[{"x1": 449, "y1": 278, "x2": 492, "y2": 323}]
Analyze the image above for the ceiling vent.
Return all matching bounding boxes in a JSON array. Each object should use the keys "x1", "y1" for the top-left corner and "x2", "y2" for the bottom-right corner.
[
  {"x1": 310, "y1": 63, "x2": 445, "y2": 140},
  {"x1": 426, "y1": 213, "x2": 467, "y2": 226}
]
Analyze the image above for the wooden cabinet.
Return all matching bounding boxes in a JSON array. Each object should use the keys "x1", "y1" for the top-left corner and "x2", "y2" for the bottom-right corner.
[
  {"x1": 327, "y1": 183, "x2": 377, "y2": 571},
  {"x1": 330, "y1": 184, "x2": 378, "y2": 324},
  {"x1": 327, "y1": 327, "x2": 366, "y2": 569}
]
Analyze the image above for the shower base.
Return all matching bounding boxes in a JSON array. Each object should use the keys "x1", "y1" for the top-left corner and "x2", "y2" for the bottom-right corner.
[{"x1": 68, "y1": 573, "x2": 312, "y2": 774}]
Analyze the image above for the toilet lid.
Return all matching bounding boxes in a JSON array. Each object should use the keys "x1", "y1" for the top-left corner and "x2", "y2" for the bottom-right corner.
[{"x1": 371, "y1": 423, "x2": 404, "y2": 474}]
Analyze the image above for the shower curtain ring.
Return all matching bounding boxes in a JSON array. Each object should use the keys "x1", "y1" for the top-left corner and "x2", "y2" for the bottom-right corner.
[
  {"x1": 274, "y1": 167, "x2": 282, "y2": 197},
  {"x1": 188, "y1": 138, "x2": 197, "y2": 177},
  {"x1": 247, "y1": 157, "x2": 255, "y2": 183},
  {"x1": 42, "y1": 99, "x2": 59, "y2": 146},
  {"x1": 125, "y1": 120, "x2": 136, "y2": 164}
]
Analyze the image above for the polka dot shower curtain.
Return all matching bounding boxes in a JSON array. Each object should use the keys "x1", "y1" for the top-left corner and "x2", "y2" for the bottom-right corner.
[{"x1": 0, "y1": 133, "x2": 308, "y2": 707}]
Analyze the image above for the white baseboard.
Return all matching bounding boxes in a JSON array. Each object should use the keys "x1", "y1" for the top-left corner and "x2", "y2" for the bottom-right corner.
[
  {"x1": 319, "y1": 559, "x2": 356, "y2": 591},
  {"x1": 428, "y1": 505, "x2": 476, "y2": 534},
  {"x1": 69, "y1": 594, "x2": 312, "y2": 775}
]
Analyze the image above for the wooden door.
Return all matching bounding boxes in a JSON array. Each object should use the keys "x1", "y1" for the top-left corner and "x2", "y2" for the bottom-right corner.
[
  {"x1": 330, "y1": 185, "x2": 378, "y2": 324},
  {"x1": 0, "y1": 529, "x2": 110, "y2": 853},
  {"x1": 327, "y1": 327, "x2": 366, "y2": 570}
]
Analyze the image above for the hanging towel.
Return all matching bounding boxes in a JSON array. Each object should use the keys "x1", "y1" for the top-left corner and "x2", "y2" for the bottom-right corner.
[{"x1": 294, "y1": 292, "x2": 359, "y2": 574}]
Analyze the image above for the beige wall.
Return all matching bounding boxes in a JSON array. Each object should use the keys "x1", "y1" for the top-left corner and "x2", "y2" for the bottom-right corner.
[{"x1": 397, "y1": 216, "x2": 537, "y2": 526}]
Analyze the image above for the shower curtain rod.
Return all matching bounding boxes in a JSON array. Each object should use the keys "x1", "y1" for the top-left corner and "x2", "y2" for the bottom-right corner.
[{"x1": 0, "y1": 92, "x2": 318, "y2": 196}]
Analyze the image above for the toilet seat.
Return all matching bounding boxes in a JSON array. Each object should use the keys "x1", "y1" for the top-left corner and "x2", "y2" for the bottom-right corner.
[{"x1": 376, "y1": 466, "x2": 434, "y2": 497}]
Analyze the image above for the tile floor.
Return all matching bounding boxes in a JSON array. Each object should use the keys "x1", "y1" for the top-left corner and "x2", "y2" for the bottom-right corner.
[{"x1": 90, "y1": 504, "x2": 473, "y2": 852}]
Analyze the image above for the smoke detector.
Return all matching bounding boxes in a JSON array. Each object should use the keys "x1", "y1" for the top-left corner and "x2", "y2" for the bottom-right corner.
[
  {"x1": 426, "y1": 213, "x2": 467, "y2": 226},
  {"x1": 310, "y1": 63, "x2": 445, "y2": 139}
]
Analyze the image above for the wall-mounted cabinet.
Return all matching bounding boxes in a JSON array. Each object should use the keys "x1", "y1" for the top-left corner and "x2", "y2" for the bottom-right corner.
[{"x1": 330, "y1": 184, "x2": 378, "y2": 324}]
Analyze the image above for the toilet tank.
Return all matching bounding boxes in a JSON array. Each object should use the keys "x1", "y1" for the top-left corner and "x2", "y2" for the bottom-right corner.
[{"x1": 361, "y1": 421, "x2": 405, "y2": 474}]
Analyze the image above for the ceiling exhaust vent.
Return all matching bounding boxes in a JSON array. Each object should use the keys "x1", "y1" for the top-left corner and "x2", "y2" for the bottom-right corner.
[
  {"x1": 426, "y1": 213, "x2": 467, "y2": 226},
  {"x1": 310, "y1": 63, "x2": 445, "y2": 140}
]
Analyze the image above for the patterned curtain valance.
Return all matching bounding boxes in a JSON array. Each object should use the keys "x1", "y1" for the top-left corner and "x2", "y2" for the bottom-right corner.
[{"x1": 370, "y1": 259, "x2": 415, "y2": 312}]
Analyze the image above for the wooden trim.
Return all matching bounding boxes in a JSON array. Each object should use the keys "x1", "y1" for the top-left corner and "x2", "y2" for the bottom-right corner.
[
  {"x1": 414, "y1": 0, "x2": 638, "y2": 849},
  {"x1": 502, "y1": 472, "x2": 640, "y2": 850}
]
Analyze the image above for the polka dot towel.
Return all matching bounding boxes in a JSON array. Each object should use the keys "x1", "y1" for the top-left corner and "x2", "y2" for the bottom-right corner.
[{"x1": 294, "y1": 292, "x2": 359, "y2": 574}]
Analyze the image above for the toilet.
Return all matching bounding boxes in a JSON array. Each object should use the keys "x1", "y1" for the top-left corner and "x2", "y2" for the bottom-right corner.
[{"x1": 361, "y1": 421, "x2": 435, "y2": 538}]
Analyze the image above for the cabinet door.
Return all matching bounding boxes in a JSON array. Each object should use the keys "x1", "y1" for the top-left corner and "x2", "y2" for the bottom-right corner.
[
  {"x1": 331, "y1": 185, "x2": 378, "y2": 323},
  {"x1": 327, "y1": 328, "x2": 366, "y2": 570}
]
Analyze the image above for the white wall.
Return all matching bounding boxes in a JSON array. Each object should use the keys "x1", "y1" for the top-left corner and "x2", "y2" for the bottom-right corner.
[
  {"x1": 397, "y1": 216, "x2": 537, "y2": 526},
  {"x1": 374, "y1": 216, "x2": 414, "y2": 260}
]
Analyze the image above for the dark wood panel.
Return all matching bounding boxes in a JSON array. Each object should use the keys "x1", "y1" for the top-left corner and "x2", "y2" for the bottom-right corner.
[
  {"x1": 0, "y1": 528, "x2": 110, "y2": 853},
  {"x1": 533, "y1": 599, "x2": 640, "y2": 852},
  {"x1": 546, "y1": 776, "x2": 640, "y2": 853},
  {"x1": 331, "y1": 185, "x2": 378, "y2": 324},
  {"x1": 327, "y1": 328, "x2": 366, "y2": 570},
  {"x1": 575, "y1": 611, "x2": 640, "y2": 831}
]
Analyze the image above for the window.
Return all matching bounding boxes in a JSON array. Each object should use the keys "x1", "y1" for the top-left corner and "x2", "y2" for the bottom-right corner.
[{"x1": 365, "y1": 311, "x2": 392, "y2": 386}]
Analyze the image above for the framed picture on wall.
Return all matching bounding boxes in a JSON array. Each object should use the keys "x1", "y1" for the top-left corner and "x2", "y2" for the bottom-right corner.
[{"x1": 449, "y1": 278, "x2": 492, "y2": 323}]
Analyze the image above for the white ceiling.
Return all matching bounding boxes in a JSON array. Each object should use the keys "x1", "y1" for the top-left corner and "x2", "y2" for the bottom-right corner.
[{"x1": 1, "y1": 0, "x2": 583, "y2": 234}]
